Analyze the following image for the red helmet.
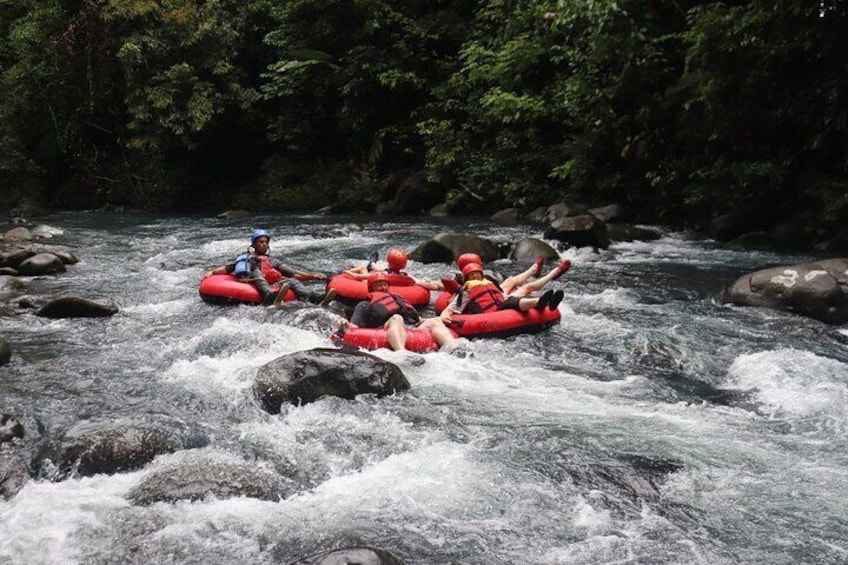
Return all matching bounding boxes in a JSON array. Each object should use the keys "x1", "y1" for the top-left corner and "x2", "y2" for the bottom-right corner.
[
  {"x1": 456, "y1": 253, "x2": 483, "y2": 270},
  {"x1": 367, "y1": 271, "x2": 390, "y2": 291},
  {"x1": 386, "y1": 248, "x2": 408, "y2": 271},
  {"x1": 461, "y1": 262, "x2": 484, "y2": 278}
]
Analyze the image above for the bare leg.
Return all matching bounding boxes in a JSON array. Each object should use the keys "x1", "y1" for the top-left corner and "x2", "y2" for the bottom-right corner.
[
  {"x1": 384, "y1": 314, "x2": 408, "y2": 351},
  {"x1": 510, "y1": 262, "x2": 566, "y2": 297},
  {"x1": 500, "y1": 263, "x2": 539, "y2": 295},
  {"x1": 419, "y1": 318, "x2": 458, "y2": 349}
]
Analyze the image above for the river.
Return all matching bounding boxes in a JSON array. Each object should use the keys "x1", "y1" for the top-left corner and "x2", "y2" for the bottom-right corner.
[{"x1": 1, "y1": 212, "x2": 846, "y2": 564}]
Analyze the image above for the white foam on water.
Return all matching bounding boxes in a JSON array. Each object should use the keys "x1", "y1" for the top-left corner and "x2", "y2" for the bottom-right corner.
[
  {"x1": 0, "y1": 474, "x2": 136, "y2": 565},
  {"x1": 161, "y1": 317, "x2": 327, "y2": 393},
  {"x1": 725, "y1": 349, "x2": 848, "y2": 422}
]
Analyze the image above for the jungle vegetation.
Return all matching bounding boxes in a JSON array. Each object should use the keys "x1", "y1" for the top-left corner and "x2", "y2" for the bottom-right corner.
[{"x1": 1, "y1": 1, "x2": 845, "y2": 238}]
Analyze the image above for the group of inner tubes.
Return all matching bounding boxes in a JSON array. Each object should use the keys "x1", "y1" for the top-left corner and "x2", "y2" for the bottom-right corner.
[{"x1": 199, "y1": 230, "x2": 571, "y2": 353}]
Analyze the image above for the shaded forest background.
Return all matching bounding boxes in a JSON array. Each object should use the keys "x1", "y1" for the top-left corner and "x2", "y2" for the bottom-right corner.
[{"x1": 0, "y1": 0, "x2": 845, "y2": 239}]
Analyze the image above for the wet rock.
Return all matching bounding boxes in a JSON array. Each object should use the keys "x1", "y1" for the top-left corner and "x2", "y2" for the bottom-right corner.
[
  {"x1": 1, "y1": 414, "x2": 24, "y2": 443},
  {"x1": 408, "y1": 233, "x2": 500, "y2": 264},
  {"x1": 429, "y1": 203, "x2": 449, "y2": 217},
  {"x1": 382, "y1": 171, "x2": 446, "y2": 215},
  {"x1": 216, "y1": 209, "x2": 252, "y2": 219},
  {"x1": 128, "y1": 449, "x2": 296, "y2": 505},
  {"x1": 541, "y1": 202, "x2": 590, "y2": 224},
  {"x1": 722, "y1": 258, "x2": 848, "y2": 324},
  {"x1": 3, "y1": 227, "x2": 31, "y2": 242},
  {"x1": 544, "y1": 214, "x2": 610, "y2": 249},
  {"x1": 0, "y1": 276, "x2": 26, "y2": 293},
  {"x1": 37, "y1": 296, "x2": 118, "y2": 318},
  {"x1": 254, "y1": 348, "x2": 409, "y2": 413},
  {"x1": 0, "y1": 248, "x2": 35, "y2": 269},
  {"x1": 0, "y1": 267, "x2": 17, "y2": 276},
  {"x1": 490, "y1": 208, "x2": 524, "y2": 224},
  {"x1": 508, "y1": 237, "x2": 559, "y2": 264},
  {"x1": 51, "y1": 250, "x2": 79, "y2": 265},
  {"x1": 17, "y1": 252, "x2": 66, "y2": 276},
  {"x1": 0, "y1": 454, "x2": 29, "y2": 500},
  {"x1": 567, "y1": 454, "x2": 684, "y2": 504},
  {"x1": 60, "y1": 427, "x2": 175, "y2": 477},
  {"x1": 288, "y1": 546, "x2": 406, "y2": 565},
  {"x1": 29, "y1": 224, "x2": 64, "y2": 239},
  {"x1": 606, "y1": 223, "x2": 662, "y2": 243},
  {"x1": 589, "y1": 203, "x2": 632, "y2": 223},
  {"x1": 0, "y1": 338, "x2": 10, "y2": 365}
]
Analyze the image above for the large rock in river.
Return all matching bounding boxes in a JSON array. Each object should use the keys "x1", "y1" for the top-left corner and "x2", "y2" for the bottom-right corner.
[
  {"x1": 723, "y1": 258, "x2": 848, "y2": 324},
  {"x1": 0, "y1": 338, "x2": 10, "y2": 365},
  {"x1": 508, "y1": 237, "x2": 559, "y2": 265},
  {"x1": 17, "y1": 252, "x2": 66, "y2": 276},
  {"x1": 288, "y1": 546, "x2": 406, "y2": 565},
  {"x1": 59, "y1": 426, "x2": 176, "y2": 477},
  {"x1": 37, "y1": 296, "x2": 119, "y2": 318},
  {"x1": 254, "y1": 348, "x2": 409, "y2": 414},
  {"x1": 408, "y1": 232, "x2": 500, "y2": 264},
  {"x1": 128, "y1": 449, "x2": 296, "y2": 505}
]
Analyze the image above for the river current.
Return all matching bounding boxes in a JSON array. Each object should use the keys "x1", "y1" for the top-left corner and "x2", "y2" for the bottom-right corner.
[{"x1": 1, "y1": 212, "x2": 846, "y2": 564}]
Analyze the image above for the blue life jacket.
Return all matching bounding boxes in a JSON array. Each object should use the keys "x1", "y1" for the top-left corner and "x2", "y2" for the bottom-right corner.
[{"x1": 233, "y1": 253, "x2": 253, "y2": 277}]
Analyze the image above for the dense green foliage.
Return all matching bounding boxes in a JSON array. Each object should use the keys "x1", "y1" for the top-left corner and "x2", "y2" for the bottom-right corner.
[{"x1": 1, "y1": 0, "x2": 845, "y2": 236}]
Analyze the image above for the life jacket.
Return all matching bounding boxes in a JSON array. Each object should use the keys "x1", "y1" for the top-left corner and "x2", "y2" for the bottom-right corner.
[
  {"x1": 463, "y1": 280, "x2": 505, "y2": 314},
  {"x1": 367, "y1": 291, "x2": 420, "y2": 327},
  {"x1": 254, "y1": 255, "x2": 284, "y2": 284},
  {"x1": 233, "y1": 253, "x2": 253, "y2": 277}
]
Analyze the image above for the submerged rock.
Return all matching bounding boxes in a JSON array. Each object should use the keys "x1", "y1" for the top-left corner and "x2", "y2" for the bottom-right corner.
[
  {"x1": 36, "y1": 296, "x2": 119, "y2": 318},
  {"x1": 254, "y1": 348, "x2": 409, "y2": 413},
  {"x1": 128, "y1": 449, "x2": 296, "y2": 505},
  {"x1": 288, "y1": 546, "x2": 406, "y2": 565},
  {"x1": 60, "y1": 427, "x2": 175, "y2": 477},
  {"x1": 0, "y1": 338, "x2": 10, "y2": 365}
]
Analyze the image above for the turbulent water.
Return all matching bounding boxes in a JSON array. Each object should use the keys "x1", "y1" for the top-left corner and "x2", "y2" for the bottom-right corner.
[{"x1": 1, "y1": 212, "x2": 846, "y2": 565}]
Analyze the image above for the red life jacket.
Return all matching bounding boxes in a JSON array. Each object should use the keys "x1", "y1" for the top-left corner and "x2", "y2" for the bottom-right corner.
[
  {"x1": 255, "y1": 255, "x2": 284, "y2": 284},
  {"x1": 464, "y1": 282, "x2": 505, "y2": 314},
  {"x1": 368, "y1": 292, "x2": 420, "y2": 326}
]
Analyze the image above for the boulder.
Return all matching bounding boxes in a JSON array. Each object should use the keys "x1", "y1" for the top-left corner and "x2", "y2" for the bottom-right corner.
[
  {"x1": 216, "y1": 209, "x2": 252, "y2": 219},
  {"x1": 37, "y1": 296, "x2": 119, "y2": 318},
  {"x1": 711, "y1": 206, "x2": 785, "y2": 242},
  {"x1": 0, "y1": 454, "x2": 29, "y2": 500},
  {"x1": 1, "y1": 414, "x2": 24, "y2": 444},
  {"x1": 722, "y1": 258, "x2": 848, "y2": 324},
  {"x1": 0, "y1": 338, "x2": 10, "y2": 365},
  {"x1": 408, "y1": 233, "x2": 500, "y2": 264},
  {"x1": 544, "y1": 214, "x2": 611, "y2": 249},
  {"x1": 50, "y1": 250, "x2": 79, "y2": 265},
  {"x1": 542, "y1": 202, "x2": 590, "y2": 224},
  {"x1": 606, "y1": 223, "x2": 662, "y2": 243},
  {"x1": 0, "y1": 267, "x2": 17, "y2": 276},
  {"x1": 288, "y1": 546, "x2": 406, "y2": 565},
  {"x1": 490, "y1": 208, "x2": 524, "y2": 224},
  {"x1": 3, "y1": 227, "x2": 31, "y2": 243},
  {"x1": 60, "y1": 427, "x2": 175, "y2": 477},
  {"x1": 1, "y1": 248, "x2": 35, "y2": 269},
  {"x1": 589, "y1": 203, "x2": 631, "y2": 223},
  {"x1": 29, "y1": 224, "x2": 64, "y2": 239},
  {"x1": 254, "y1": 348, "x2": 409, "y2": 414},
  {"x1": 383, "y1": 171, "x2": 446, "y2": 214},
  {"x1": 17, "y1": 252, "x2": 66, "y2": 276},
  {"x1": 429, "y1": 203, "x2": 449, "y2": 217},
  {"x1": 508, "y1": 238, "x2": 559, "y2": 265},
  {"x1": 525, "y1": 206, "x2": 548, "y2": 223},
  {"x1": 128, "y1": 449, "x2": 295, "y2": 505}
]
